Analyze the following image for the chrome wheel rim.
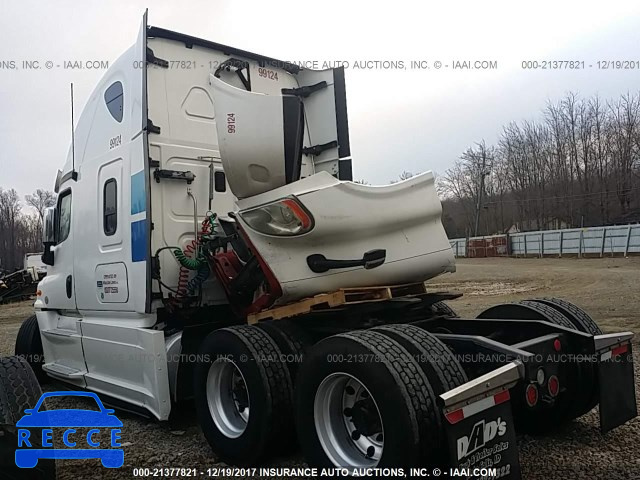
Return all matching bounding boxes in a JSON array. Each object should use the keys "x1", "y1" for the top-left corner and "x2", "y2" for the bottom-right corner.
[
  {"x1": 314, "y1": 372, "x2": 384, "y2": 467},
  {"x1": 206, "y1": 359, "x2": 250, "y2": 438}
]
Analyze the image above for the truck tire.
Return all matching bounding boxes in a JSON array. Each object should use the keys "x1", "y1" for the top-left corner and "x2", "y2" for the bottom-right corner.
[
  {"x1": 14, "y1": 315, "x2": 47, "y2": 383},
  {"x1": 431, "y1": 301, "x2": 459, "y2": 318},
  {"x1": 372, "y1": 324, "x2": 467, "y2": 394},
  {"x1": 296, "y1": 330, "x2": 442, "y2": 469},
  {"x1": 193, "y1": 325, "x2": 294, "y2": 465},
  {"x1": 256, "y1": 320, "x2": 311, "y2": 383},
  {"x1": 478, "y1": 300, "x2": 575, "y2": 329},
  {"x1": 0, "y1": 355, "x2": 42, "y2": 422},
  {"x1": 372, "y1": 324, "x2": 467, "y2": 460},
  {"x1": 527, "y1": 298, "x2": 603, "y2": 335},
  {"x1": 0, "y1": 356, "x2": 56, "y2": 479}
]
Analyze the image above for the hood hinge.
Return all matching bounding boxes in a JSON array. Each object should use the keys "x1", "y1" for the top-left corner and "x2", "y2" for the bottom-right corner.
[{"x1": 282, "y1": 81, "x2": 327, "y2": 98}]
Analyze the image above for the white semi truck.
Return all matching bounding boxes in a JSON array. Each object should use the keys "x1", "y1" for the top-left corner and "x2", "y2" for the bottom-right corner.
[
  {"x1": 24, "y1": 253, "x2": 47, "y2": 282},
  {"x1": 13, "y1": 13, "x2": 637, "y2": 476}
]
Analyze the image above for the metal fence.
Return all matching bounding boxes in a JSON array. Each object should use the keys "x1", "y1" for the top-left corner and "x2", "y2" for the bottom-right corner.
[{"x1": 449, "y1": 224, "x2": 640, "y2": 258}]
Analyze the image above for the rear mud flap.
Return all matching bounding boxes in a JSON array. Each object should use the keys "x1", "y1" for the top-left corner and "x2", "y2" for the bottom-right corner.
[
  {"x1": 441, "y1": 363, "x2": 522, "y2": 480},
  {"x1": 445, "y1": 399, "x2": 521, "y2": 479},
  {"x1": 595, "y1": 333, "x2": 637, "y2": 433}
]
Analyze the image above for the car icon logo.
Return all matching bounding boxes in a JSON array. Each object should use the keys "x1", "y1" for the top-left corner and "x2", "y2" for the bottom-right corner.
[{"x1": 15, "y1": 391, "x2": 124, "y2": 468}]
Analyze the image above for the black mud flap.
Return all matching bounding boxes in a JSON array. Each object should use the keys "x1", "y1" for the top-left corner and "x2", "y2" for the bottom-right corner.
[
  {"x1": 596, "y1": 336, "x2": 637, "y2": 433},
  {"x1": 444, "y1": 393, "x2": 521, "y2": 480}
]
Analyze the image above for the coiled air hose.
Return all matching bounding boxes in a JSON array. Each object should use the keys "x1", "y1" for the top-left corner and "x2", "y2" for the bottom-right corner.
[{"x1": 173, "y1": 213, "x2": 218, "y2": 299}]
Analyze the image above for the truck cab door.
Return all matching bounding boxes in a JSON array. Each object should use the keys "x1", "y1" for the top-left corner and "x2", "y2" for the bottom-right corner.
[
  {"x1": 37, "y1": 185, "x2": 87, "y2": 386},
  {"x1": 39, "y1": 186, "x2": 77, "y2": 310}
]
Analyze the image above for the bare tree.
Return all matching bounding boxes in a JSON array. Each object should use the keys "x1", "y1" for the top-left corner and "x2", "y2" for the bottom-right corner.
[
  {"x1": 25, "y1": 189, "x2": 56, "y2": 222},
  {"x1": 440, "y1": 141, "x2": 493, "y2": 236},
  {"x1": 439, "y1": 91, "x2": 640, "y2": 238},
  {"x1": 390, "y1": 171, "x2": 416, "y2": 184},
  {"x1": 0, "y1": 188, "x2": 54, "y2": 271},
  {"x1": 0, "y1": 189, "x2": 24, "y2": 270}
]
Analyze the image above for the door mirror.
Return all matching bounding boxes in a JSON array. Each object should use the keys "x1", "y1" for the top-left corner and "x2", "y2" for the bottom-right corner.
[
  {"x1": 43, "y1": 207, "x2": 56, "y2": 244},
  {"x1": 42, "y1": 207, "x2": 56, "y2": 266}
]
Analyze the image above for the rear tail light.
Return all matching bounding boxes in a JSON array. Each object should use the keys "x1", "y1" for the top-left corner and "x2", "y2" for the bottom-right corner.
[
  {"x1": 548, "y1": 375, "x2": 560, "y2": 397},
  {"x1": 612, "y1": 344, "x2": 629, "y2": 357},
  {"x1": 525, "y1": 384, "x2": 538, "y2": 407},
  {"x1": 239, "y1": 196, "x2": 314, "y2": 237}
]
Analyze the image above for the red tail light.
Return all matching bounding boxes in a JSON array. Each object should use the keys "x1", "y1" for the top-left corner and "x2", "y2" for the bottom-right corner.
[
  {"x1": 525, "y1": 384, "x2": 538, "y2": 407},
  {"x1": 548, "y1": 375, "x2": 560, "y2": 397}
]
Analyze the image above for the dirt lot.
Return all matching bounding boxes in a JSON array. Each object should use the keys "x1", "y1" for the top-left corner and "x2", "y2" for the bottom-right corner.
[{"x1": 1, "y1": 257, "x2": 639, "y2": 479}]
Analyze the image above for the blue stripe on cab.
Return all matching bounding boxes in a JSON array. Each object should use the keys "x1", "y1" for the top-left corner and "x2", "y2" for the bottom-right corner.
[
  {"x1": 131, "y1": 220, "x2": 147, "y2": 262},
  {"x1": 131, "y1": 170, "x2": 146, "y2": 215}
]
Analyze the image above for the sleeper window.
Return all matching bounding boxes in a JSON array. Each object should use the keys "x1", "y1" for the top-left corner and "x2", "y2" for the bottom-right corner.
[{"x1": 104, "y1": 81, "x2": 124, "y2": 122}]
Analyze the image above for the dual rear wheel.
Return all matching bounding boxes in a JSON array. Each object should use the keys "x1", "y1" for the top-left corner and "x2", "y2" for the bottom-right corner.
[
  {"x1": 193, "y1": 325, "x2": 296, "y2": 465},
  {"x1": 194, "y1": 323, "x2": 466, "y2": 468},
  {"x1": 296, "y1": 327, "x2": 466, "y2": 468}
]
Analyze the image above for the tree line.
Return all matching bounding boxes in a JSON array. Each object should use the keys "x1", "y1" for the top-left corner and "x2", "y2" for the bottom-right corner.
[
  {"x1": 438, "y1": 92, "x2": 640, "y2": 238},
  {"x1": 0, "y1": 189, "x2": 56, "y2": 273}
]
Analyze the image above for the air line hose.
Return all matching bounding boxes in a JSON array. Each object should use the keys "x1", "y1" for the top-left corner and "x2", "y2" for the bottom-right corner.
[{"x1": 173, "y1": 212, "x2": 218, "y2": 299}]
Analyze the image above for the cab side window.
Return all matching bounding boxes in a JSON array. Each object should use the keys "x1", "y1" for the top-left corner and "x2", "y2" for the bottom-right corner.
[
  {"x1": 57, "y1": 190, "x2": 72, "y2": 243},
  {"x1": 103, "y1": 178, "x2": 117, "y2": 236}
]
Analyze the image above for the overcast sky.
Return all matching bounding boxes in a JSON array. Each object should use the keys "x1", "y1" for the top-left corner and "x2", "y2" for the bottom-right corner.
[{"x1": 2, "y1": 0, "x2": 640, "y2": 200}]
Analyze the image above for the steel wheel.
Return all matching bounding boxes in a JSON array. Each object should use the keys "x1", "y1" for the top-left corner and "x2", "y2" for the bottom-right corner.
[
  {"x1": 314, "y1": 372, "x2": 384, "y2": 467},
  {"x1": 206, "y1": 358, "x2": 250, "y2": 438}
]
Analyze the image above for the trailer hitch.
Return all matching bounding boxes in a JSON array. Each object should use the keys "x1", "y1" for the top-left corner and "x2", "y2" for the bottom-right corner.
[{"x1": 306, "y1": 249, "x2": 386, "y2": 273}]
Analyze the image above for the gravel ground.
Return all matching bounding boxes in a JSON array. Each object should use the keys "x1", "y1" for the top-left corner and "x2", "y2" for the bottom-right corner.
[{"x1": 1, "y1": 257, "x2": 640, "y2": 479}]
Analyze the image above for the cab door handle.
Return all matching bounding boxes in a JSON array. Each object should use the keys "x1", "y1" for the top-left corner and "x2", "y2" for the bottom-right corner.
[
  {"x1": 306, "y1": 249, "x2": 386, "y2": 273},
  {"x1": 66, "y1": 275, "x2": 73, "y2": 299}
]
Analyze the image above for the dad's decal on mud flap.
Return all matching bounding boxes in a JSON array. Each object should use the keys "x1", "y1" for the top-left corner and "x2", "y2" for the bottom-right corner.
[
  {"x1": 15, "y1": 391, "x2": 124, "y2": 469},
  {"x1": 446, "y1": 401, "x2": 521, "y2": 479}
]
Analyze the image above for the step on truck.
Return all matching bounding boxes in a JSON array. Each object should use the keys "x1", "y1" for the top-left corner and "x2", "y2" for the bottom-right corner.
[{"x1": 14, "y1": 12, "x2": 637, "y2": 478}]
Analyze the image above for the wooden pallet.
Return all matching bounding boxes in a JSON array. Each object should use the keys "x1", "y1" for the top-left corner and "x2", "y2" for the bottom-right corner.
[{"x1": 247, "y1": 282, "x2": 428, "y2": 324}]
